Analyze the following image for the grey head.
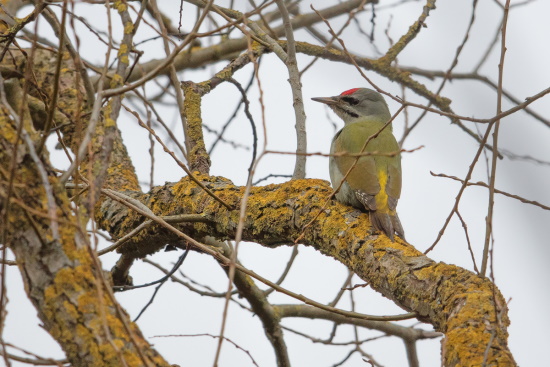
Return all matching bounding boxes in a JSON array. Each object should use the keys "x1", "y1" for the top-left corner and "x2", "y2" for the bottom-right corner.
[{"x1": 312, "y1": 88, "x2": 391, "y2": 125}]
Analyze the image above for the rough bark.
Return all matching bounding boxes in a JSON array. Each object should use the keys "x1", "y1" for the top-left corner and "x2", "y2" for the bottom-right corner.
[
  {"x1": 0, "y1": 108, "x2": 170, "y2": 366},
  {"x1": 98, "y1": 175, "x2": 515, "y2": 366}
]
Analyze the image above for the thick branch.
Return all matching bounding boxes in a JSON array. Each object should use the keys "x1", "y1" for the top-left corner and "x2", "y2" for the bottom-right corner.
[
  {"x1": 0, "y1": 106, "x2": 169, "y2": 367},
  {"x1": 98, "y1": 176, "x2": 516, "y2": 366}
]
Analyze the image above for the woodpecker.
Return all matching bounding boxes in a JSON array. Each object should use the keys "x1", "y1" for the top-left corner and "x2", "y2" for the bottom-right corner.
[{"x1": 312, "y1": 88, "x2": 405, "y2": 241}]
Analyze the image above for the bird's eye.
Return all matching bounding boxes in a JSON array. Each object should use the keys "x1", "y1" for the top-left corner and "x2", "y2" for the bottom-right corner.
[{"x1": 342, "y1": 96, "x2": 359, "y2": 105}]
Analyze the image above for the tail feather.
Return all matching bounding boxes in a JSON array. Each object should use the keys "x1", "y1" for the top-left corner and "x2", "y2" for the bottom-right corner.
[
  {"x1": 369, "y1": 211, "x2": 405, "y2": 242},
  {"x1": 392, "y1": 213, "x2": 405, "y2": 240}
]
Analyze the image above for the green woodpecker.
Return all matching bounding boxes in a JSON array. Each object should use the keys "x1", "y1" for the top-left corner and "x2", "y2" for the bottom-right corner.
[{"x1": 312, "y1": 88, "x2": 405, "y2": 241}]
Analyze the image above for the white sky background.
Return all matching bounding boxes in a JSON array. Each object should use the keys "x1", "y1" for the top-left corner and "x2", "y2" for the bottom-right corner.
[{"x1": 3, "y1": 0, "x2": 550, "y2": 366}]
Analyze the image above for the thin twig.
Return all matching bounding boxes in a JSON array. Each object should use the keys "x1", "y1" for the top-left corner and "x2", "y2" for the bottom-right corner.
[
  {"x1": 481, "y1": 0, "x2": 510, "y2": 277},
  {"x1": 209, "y1": 71, "x2": 256, "y2": 155},
  {"x1": 101, "y1": 0, "x2": 215, "y2": 98},
  {"x1": 431, "y1": 172, "x2": 550, "y2": 211},
  {"x1": 129, "y1": 248, "x2": 190, "y2": 321},
  {"x1": 400, "y1": 0, "x2": 480, "y2": 145},
  {"x1": 39, "y1": 4, "x2": 95, "y2": 107},
  {"x1": 152, "y1": 333, "x2": 260, "y2": 367},
  {"x1": 424, "y1": 121, "x2": 495, "y2": 254},
  {"x1": 36, "y1": 1, "x2": 68, "y2": 154},
  {"x1": 123, "y1": 105, "x2": 233, "y2": 210},
  {"x1": 227, "y1": 78, "x2": 258, "y2": 178},
  {"x1": 264, "y1": 245, "x2": 299, "y2": 297},
  {"x1": 143, "y1": 259, "x2": 239, "y2": 298},
  {"x1": 148, "y1": 0, "x2": 191, "y2": 159},
  {"x1": 455, "y1": 210, "x2": 479, "y2": 274}
]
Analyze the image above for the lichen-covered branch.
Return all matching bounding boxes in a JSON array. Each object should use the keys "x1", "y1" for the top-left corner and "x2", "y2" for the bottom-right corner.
[
  {"x1": 377, "y1": 0, "x2": 436, "y2": 65},
  {"x1": 0, "y1": 47, "x2": 140, "y2": 194},
  {"x1": 97, "y1": 175, "x2": 516, "y2": 366},
  {"x1": 181, "y1": 82, "x2": 211, "y2": 174},
  {"x1": 89, "y1": 0, "x2": 139, "y2": 197},
  {"x1": 0, "y1": 104, "x2": 170, "y2": 367}
]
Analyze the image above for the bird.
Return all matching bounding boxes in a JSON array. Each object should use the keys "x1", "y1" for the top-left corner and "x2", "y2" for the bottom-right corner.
[{"x1": 312, "y1": 88, "x2": 405, "y2": 241}]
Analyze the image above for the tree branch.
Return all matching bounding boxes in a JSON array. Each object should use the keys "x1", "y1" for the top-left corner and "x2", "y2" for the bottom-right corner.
[
  {"x1": 0, "y1": 101, "x2": 170, "y2": 367},
  {"x1": 97, "y1": 175, "x2": 516, "y2": 366}
]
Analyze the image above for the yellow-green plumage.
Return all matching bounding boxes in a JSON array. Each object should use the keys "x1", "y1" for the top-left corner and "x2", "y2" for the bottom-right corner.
[
  {"x1": 330, "y1": 119, "x2": 403, "y2": 241},
  {"x1": 313, "y1": 88, "x2": 405, "y2": 241}
]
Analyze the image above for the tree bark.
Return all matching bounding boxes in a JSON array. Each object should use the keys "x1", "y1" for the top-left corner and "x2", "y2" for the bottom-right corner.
[
  {"x1": 99, "y1": 175, "x2": 515, "y2": 366},
  {"x1": 0, "y1": 107, "x2": 170, "y2": 367}
]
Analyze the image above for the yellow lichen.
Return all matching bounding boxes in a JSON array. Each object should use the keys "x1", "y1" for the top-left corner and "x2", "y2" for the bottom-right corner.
[
  {"x1": 124, "y1": 22, "x2": 134, "y2": 35},
  {"x1": 114, "y1": 0, "x2": 127, "y2": 12},
  {"x1": 117, "y1": 43, "x2": 128, "y2": 58},
  {"x1": 110, "y1": 73, "x2": 124, "y2": 87}
]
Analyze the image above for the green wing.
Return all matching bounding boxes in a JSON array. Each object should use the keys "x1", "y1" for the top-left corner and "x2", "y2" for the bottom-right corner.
[{"x1": 332, "y1": 120, "x2": 404, "y2": 240}]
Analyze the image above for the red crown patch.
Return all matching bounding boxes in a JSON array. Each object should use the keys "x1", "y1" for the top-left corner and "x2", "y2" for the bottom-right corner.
[{"x1": 340, "y1": 88, "x2": 360, "y2": 96}]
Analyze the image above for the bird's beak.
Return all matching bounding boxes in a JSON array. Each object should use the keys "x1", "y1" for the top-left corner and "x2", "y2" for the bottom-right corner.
[{"x1": 311, "y1": 96, "x2": 338, "y2": 106}]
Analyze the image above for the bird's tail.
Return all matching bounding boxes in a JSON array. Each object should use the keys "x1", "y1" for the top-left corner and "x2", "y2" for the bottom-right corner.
[{"x1": 369, "y1": 211, "x2": 405, "y2": 242}]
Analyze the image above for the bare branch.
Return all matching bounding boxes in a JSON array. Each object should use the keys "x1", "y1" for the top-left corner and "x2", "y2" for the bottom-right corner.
[
  {"x1": 481, "y1": 0, "x2": 510, "y2": 277},
  {"x1": 275, "y1": 0, "x2": 307, "y2": 179}
]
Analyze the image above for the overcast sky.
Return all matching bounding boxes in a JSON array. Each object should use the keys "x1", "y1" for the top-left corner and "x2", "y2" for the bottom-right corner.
[{"x1": 4, "y1": 1, "x2": 550, "y2": 366}]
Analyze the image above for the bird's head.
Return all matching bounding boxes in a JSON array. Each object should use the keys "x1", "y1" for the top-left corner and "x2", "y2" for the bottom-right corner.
[{"x1": 312, "y1": 88, "x2": 392, "y2": 125}]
